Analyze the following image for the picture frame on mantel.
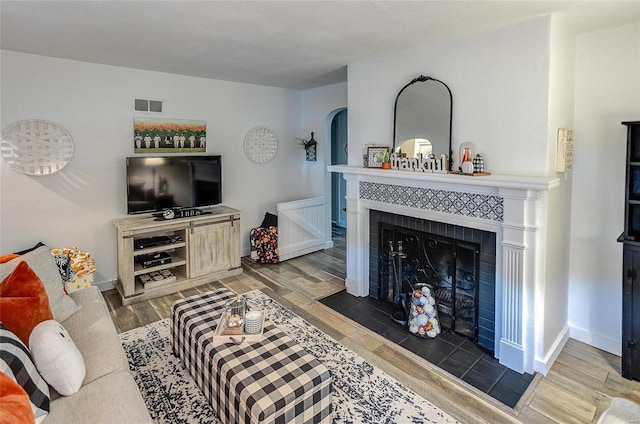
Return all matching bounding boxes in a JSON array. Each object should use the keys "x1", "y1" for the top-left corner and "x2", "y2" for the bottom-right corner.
[{"x1": 366, "y1": 146, "x2": 390, "y2": 168}]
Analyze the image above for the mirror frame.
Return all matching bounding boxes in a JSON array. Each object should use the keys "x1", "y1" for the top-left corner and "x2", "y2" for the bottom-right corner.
[{"x1": 392, "y1": 75, "x2": 453, "y2": 169}]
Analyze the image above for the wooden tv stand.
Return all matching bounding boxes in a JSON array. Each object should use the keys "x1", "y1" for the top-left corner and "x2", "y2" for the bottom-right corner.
[{"x1": 114, "y1": 206, "x2": 242, "y2": 306}]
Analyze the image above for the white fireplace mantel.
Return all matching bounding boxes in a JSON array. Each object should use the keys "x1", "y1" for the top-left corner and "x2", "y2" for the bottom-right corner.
[{"x1": 328, "y1": 165, "x2": 561, "y2": 375}]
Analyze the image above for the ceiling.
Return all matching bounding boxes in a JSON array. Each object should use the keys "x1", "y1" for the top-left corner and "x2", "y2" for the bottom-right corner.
[{"x1": 1, "y1": 1, "x2": 639, "y2": 90}]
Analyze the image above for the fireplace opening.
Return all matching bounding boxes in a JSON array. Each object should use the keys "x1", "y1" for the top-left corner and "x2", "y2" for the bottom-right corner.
[
  {"x1": 379, "y1": 224, "x2": 480, "y2": 342},
  {"x1": 370, "y1": 210, "x2": 496, "y2": 353}
]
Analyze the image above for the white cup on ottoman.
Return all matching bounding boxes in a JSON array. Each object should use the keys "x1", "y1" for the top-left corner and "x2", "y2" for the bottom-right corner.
[{"x1": 244, "y1": 311, "x2": 262, "y2": 334}]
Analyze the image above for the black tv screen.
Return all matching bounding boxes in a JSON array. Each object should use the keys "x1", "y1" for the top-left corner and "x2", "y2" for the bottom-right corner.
[{"x1": 126, "y1": 155, "x2": 222, "y2": 214}]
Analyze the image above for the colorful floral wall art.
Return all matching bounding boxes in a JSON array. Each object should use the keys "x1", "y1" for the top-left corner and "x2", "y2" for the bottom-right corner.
[{"x1": 133, "y1": 118, "x2": 206, "y2": 153}]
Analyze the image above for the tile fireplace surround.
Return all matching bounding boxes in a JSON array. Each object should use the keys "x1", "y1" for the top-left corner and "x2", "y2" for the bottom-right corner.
[{"x1": 328, "y1": 165, "x2": 561, "y2": 375}]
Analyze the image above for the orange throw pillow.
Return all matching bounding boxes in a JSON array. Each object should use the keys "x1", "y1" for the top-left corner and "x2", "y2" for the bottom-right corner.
[
  {"x1": 0, "y1": 371, "x2": 35, "y2": 424},
  {"x1": 0, "y1": 254, "x2": 19, "y2": 264},
  {"x1": 0, "y1": 261, "x2": 53, "y2": 347}
]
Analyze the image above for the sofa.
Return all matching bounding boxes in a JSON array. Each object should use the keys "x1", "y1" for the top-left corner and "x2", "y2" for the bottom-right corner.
[
  {"x1": 43, "y1": 285, "x2": 153, "y2": 423},
  {"x1": 0, "y1": 245, "x2": 152, "y2": 423}
]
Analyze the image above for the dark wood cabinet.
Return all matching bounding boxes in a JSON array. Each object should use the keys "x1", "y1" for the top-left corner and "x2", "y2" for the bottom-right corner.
[
  {"x1": 620, "y1": 120, "x2": 640, "y2": 381},
  {"x1": 624, "y1": 121, "x2": 640, "y2": 240}
]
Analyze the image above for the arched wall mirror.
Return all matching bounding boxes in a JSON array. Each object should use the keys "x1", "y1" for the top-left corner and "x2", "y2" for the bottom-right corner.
[{"x1": 393, "y1": 75, "x2": 453, "y2": 168}]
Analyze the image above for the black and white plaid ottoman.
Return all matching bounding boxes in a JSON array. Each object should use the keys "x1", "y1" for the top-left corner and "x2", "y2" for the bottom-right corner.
[{"x1": 171, "y1": 288, "x2": 332, "y2": 424}]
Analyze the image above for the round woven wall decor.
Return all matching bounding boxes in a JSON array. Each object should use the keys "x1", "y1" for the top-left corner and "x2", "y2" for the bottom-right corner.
[
  {"x1": 1, "y1": 119, "x2": 74, "y2": 176},
  {"x1": 243, "y1": 126, "x2": 278, "y2": 164}
]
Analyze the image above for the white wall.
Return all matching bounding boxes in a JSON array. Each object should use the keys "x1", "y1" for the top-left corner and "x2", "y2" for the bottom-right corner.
[
  {"x1": 301, "y1": 82, "x2": 348, "y2": 247},
  {"x1": 0, "y1": 51, "x2": 342, "y2": 287},
  {"x1": 568, "y1": 22, "x2": 640, "y2": 355},
  {"x1": 536, "y1": 14, "x2": 576, "y2": 368},
  {"x1": 301, "y1": 82, "x2": 348, "y2": 197},
  {"x1": 347, "y1": 16, "x2": 552, "y2": 176}
]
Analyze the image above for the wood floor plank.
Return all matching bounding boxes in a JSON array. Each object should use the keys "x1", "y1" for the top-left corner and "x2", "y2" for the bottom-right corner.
[
  {"x1": 312, "y1": 306, "x2": 362, "y2": 339},
  {"x1": 148, "y1": 292, "x2": 184, "y2": 320},
  {"x1": 528, "y1": 380, "x2": 597, "y2": 424},
  {"x1": 102, "y1": 289, "x2": 123, "y2": 311},
  {"x1": 515, "y1": 406, "x2": 558, "y2": 424},
  {"x1": 132, "y1": 300, "x2": 162, "y2": 327},
  {"x1": 542, "y1": 365, "x2": 612, "y2": 415},
  {"x1": 603, "y1": 372, "x2": 640, "y2": 403},
  {"x1": 194, "y1": 281, "x2": 222, "y2": 293},
  {"x1": 220, "y1": 278, "x2": 254, "y2": 294},
  {"x1": 348, "y1": 331, "x2": 384, "y2": 353},
  {"x1": 549, "y1": 360, "x2": 640, "y2": 404},
  {"x1": 554, "y1": 350, "x2": 609, "y2": 382},
  {"x1": 232, "y1": 274, "x2": 268, "y2": 291},
  {"x1": 110, "y1": 304, "x2": 143, "y2": 333},
  {"x1": 562, "y1": 338, "x2": 622, "y2": 375}
]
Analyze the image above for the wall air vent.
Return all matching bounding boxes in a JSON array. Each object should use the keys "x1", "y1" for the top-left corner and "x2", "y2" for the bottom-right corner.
[{"x1": 134, "y1": 98, "x2": 163, "y2": 113}]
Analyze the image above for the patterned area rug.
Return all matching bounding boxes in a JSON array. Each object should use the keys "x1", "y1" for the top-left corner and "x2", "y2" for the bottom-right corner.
[{"x1": 120, "y1": 290, "x2": 459, "y2": 424}]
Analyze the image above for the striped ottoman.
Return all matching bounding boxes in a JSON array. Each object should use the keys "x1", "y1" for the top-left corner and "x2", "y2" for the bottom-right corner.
[{"x1": 171, "y1": 288, "x2": 332, "y2": 424}]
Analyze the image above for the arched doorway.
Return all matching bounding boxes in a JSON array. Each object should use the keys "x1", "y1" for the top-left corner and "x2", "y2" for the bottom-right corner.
[{"x1": 330, "y1": 109, "x2": 347, "y2": 228}]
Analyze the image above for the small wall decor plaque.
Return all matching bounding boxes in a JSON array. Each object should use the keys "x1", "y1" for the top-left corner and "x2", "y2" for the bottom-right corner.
[
  {"x1": 297, "y1": 132, "x2": 317, "y2": 161},
  {"x1": 134, "y1": 118, "x2": 206, "y2": 153},
  {"x1": 556, "y1": 128, "x2": 573, "y2": 172}
]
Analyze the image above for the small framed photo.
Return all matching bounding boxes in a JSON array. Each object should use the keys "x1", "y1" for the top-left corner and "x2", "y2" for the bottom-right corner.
[{"x1": 366, "y1": 146, "x2": 390, "y2": 168}]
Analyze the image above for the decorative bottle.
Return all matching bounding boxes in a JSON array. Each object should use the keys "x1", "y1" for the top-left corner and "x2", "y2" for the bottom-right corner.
[
  {"x1": 462, "y1": 147, "x2": 471, "y2": 163},
  {"x1": 461, "y1": 147, "x2": 474, "y2": 174}
]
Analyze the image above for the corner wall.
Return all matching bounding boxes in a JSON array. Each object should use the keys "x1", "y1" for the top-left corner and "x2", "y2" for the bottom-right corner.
[
  {"x1": 534, "y1": 14, "x2": 576, "y2": 372},
  {"x1": 568, "y1": 22, "x2": 640, "y2": 355},
  {"x1": 301, "y1": 82, "x2": 348, "y2": 247}
]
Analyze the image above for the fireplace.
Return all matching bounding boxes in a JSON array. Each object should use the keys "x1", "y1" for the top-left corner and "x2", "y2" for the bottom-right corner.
[
  {"x1": 370, "y1": 210, "x2": 496, "y2": 352},
  {"x1": 327, "y1": 165, "x2": 563, "y2": 375}
]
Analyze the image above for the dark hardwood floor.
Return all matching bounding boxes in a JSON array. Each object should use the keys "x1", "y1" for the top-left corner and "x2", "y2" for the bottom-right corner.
[{"x1": 103, "y1": 226, "x2": 640, "y2": 423}]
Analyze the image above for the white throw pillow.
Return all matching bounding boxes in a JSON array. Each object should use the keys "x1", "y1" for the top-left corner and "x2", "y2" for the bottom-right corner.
[{"x1": 29, "y1": 320, "x2": 85, "y2": 396}]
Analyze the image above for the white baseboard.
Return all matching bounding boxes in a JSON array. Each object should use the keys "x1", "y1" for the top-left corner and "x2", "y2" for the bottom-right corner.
[
  {"x1": 569, "y1": 324, "x2": 621, "y2": 356},
  {"x1": 499, "y1": 338, "x2": 525, "y2": 373},
  {"x1": 534, "y1": 325, "x2": 570, "y2": 375},
  {"x1": 95, "y1": 279, "x2": 116, "y2": 292}
]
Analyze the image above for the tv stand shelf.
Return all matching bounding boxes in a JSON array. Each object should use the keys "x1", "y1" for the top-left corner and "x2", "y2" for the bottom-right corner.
[
  {"x1": 114, "y1": 206, "x2": 242, "y2": 306},
  {"x1": 134, "y1": 241, "x2": 187, "y2": 257}
]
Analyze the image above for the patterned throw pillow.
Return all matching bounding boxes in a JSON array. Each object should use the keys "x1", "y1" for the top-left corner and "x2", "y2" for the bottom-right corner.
[
  {"x1": 0, "y1": 322, "x2": 50, "y2": 422},
  {"x1": 51, "y1": 251, "x2": 73, "y2": 282},
  {"x1": 50, "y1": 247, "x2": 96, "y2": 293},
  {"x1": 250, "y1": 227, "x2": 279, "y2": 264}
]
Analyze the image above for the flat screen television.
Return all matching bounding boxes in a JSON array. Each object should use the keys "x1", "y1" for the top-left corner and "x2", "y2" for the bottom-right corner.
[{"x1": 126, "y1": 155, "x2": 222, "y2": 214}]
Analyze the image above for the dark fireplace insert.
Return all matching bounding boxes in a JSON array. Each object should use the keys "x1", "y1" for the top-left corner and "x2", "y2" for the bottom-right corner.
[{"x1": 369, "y1": 210, "x2": 496, "y2": 353}]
